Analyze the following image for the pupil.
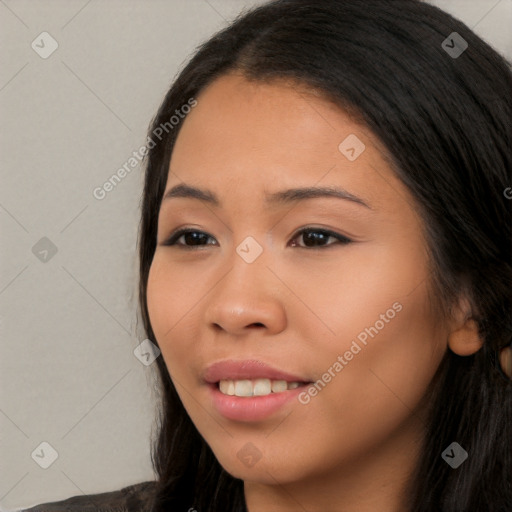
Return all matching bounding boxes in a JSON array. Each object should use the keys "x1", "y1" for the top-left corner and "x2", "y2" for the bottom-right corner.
[
  {"x1": 186, "y1": 232, "x2": 207, "y2": 245},
  {"x1": 304, "y1": 231, "x2": 326, "y2": 246}
]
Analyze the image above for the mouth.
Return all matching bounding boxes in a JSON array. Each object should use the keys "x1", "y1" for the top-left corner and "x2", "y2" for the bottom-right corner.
[{"x1": 202, "y1": 359, "x2": 313, "y2": 422}]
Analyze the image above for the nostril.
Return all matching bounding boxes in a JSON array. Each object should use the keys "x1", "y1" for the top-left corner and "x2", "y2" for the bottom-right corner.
[{"x1": 248, "y1": 323, "x2": 264, "y2": 328}]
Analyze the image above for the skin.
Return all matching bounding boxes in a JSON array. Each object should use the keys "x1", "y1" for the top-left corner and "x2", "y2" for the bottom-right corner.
[{"x1": 146, "y1": 72, "x2": 483, "y2": 512}]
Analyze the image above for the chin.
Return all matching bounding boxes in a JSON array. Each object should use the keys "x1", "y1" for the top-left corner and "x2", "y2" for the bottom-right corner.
[{"x1": 212, "y1": 445, "x2": 311, "y2": 485}]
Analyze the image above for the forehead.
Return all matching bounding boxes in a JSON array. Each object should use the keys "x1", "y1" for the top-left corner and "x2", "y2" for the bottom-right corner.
[
  {"x1": 165, "y1": 72, "x2": 415, "y2": 217},
  {"x1": 176, "y1": 73, "x2": 355, "y2": 154}
]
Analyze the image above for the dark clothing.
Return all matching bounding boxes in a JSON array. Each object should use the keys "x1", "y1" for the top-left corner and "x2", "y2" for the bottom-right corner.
[{"x1": 20, "y1": 481, "x2": 157, "y2": 512}]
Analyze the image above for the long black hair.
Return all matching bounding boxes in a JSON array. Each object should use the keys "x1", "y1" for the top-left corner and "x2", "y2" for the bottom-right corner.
[{"x1": 136, "y1": 1, "x2": 512, "y2": 510}]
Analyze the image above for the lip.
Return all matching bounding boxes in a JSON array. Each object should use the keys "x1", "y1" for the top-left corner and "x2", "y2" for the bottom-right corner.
[
  {"x1": 207, "y1": 382, "x2": 308, "y2": 422},
  {"x1": 202, "y1": 359, "x2": 309, "y2": 384},
  {"x1": 203, "y1": 359, "x2": 312, "y2": 422}
]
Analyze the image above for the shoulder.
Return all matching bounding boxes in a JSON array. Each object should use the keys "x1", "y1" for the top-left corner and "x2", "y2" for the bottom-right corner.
[{"x1": 19, "y1": 480, "x2": 157, "y2": 512}]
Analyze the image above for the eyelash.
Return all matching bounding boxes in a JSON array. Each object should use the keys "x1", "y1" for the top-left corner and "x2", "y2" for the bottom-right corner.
[{"x1": 161, "y1": 226, "x2": 352, "y2": 250}]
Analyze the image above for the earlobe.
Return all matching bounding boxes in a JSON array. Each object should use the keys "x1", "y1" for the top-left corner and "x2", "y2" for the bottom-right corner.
[
  {"x1": 447, "y1": 317, "x2": 484, "y2": 356},
  {"x1": 499, "y1": 345, "x2": 512, "y2": 379}
]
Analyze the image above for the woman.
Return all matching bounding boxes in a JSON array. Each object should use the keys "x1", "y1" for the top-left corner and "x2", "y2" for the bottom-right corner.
[{"x1": 23, "y1": 0, "x2": 511, "y2": 510}]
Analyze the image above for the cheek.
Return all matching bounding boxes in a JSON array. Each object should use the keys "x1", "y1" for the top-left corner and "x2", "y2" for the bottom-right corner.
[
  {"x1": 146, "y1": 259, "x2": 169, "y2": 339},
  {"x1": 371, "y1": 291, "x2": 446, "y2": 406},
  {"x1": 146, "y1": 258, "x2": 191, "y2": 372},
  {"x1": 318, "y1": 280, "x2": 446, "y2": 436},
  {"x1": 298, "y1": 244, "x2": 445, "y2": 429}
]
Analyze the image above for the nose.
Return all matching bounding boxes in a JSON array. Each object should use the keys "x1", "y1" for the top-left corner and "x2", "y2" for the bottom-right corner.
[{"x1": 203, "y1": 246, "x2": 287, "y2": 337}]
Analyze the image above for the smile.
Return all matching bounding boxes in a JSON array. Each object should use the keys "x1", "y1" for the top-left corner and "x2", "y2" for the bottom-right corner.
[{"x1": 203, "y1": 359, "x2": 313, "y2": 421}]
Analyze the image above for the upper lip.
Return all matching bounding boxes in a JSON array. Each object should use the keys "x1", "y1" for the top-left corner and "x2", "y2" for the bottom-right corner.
[{"x1": 202, "y1": 359, "x2": 310, "y2": 384}]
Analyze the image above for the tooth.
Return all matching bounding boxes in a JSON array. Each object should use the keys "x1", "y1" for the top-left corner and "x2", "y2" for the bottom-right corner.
[
  {"x1": 271, "y1": 380, "x2": 287, "y2": 393},
  {"x1": 253, "y1": 378, "x2": 272, "y2": 396},
  {"x1": 219, "y1": 379, "x2": 302, "y2": 396},
  {"x1": 219, "y1": 380, "x2": 229, "y2": 394},
  {"x1": 235, "y1": 379, "x2": 253, "y2": 397}
]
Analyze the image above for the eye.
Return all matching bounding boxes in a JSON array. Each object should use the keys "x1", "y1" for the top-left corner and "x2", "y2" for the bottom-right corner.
[
  {"x1": 289, "y1": 227, "x2": 352, "y2": 248},
  {"x1": 161, "y1": 227, "x2": 352, "y2": 249},
  {"x1": 161, "y1": 228, "x2": 216, "y2": 249}
]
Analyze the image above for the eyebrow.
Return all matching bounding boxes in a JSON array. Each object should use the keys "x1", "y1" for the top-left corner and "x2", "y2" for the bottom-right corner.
[{"x1": 161, "y1": 183, "x2": 372, "y2": 209}]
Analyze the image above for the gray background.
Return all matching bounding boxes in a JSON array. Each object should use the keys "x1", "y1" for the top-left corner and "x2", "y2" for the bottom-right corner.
[{"x1": 1, "y1": 1, "x2": 510, "y2": 510}]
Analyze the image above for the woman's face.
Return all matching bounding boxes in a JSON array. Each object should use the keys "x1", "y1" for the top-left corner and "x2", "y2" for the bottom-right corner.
[{"x1": 146, "y1": 72, "x2": 449, "y2": 486}]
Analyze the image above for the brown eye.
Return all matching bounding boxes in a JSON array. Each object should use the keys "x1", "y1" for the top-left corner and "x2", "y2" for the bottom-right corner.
[
  {"x1": 289, "y1": 228, "x2": 352, "y2": 248},
  {"x1": 162, "y1": 229, "x2": 215, "y2": 248}
]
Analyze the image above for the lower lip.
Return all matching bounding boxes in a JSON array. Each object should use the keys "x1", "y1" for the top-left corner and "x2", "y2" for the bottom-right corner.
[{"x1": 208, "y1": 383, "x2": 308, "y2": 422}]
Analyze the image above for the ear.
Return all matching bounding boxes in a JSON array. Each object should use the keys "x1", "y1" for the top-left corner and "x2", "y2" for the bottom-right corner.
[
  {"x1": 448, "y1": 317, "x2": 484, "y2": 356},
  {"x1": 447, "y1": 296, "x2": 484, "y2": 356}
]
